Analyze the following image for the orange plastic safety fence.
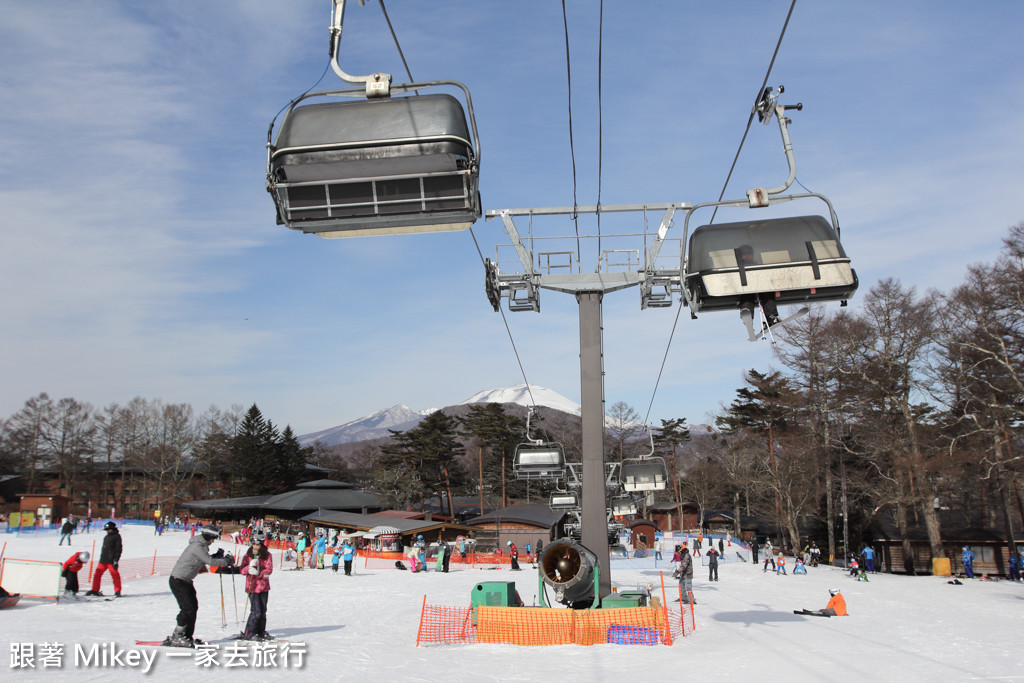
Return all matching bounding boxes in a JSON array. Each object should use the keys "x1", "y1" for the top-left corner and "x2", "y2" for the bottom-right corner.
[
  {"x1": 86, "y1": 556, "x2": 178, "y2": 583},
  {"x1": 417, "y1": 604, "x2": 684, "y2": 647}
]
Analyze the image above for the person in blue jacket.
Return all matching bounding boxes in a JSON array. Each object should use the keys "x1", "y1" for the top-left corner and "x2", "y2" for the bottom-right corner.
[
  {"x1": 861, "y1": 545, "x2": 876, "y2": 573},
  {"x1": 341, "y1": 539, "x2": 357, "y2": 576},
  {"x1": 1008, "y1": 552, "x2": 1020, "y2": 581},
  {"x1": 961, "y1": 545, "x2": 975, "y2": 579},
  {"x1": 314, "y1": 533, "x2": 327, "y2": 569}
]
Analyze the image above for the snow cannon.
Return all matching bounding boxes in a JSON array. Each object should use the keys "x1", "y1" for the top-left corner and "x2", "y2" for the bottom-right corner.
[{"x1": 538, "y1": 538, "x2": 599, "y2": 609}]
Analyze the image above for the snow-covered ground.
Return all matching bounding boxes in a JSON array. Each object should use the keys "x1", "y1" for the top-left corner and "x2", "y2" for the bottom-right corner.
[{"x1": 1, "y1": 524, "x2": 1020, "y2": 681}]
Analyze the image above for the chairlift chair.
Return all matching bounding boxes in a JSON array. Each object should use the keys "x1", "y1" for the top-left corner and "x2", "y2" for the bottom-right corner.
[
  {"x1": 512, "y1": 442, "x2": 566, "y2": 481},
  {"x1": 683, "y1": 215, "x2": 858, "y2": 314},
  {"x1": 548, "y1": 490, "x2": 580, "y2": 511},
  {"x1": 610, "y1": 494, "x2": 639, "y2": 516},
  {"x1": 268, "y1": 91, "x2": 481, "y2": 237},
  {"x1": 620, "y1": 457, "x2": 669, "y2": 492}
]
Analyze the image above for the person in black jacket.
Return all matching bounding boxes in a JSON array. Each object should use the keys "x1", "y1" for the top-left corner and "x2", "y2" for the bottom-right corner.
[
  {"x1": 86, "y1": 521, "x2": 122, "y2": 597},
  {"x1": 59, "y1": 518, "x2": 75, "y2": 546},
  {"x1": 677, "y1": 544, "x2": 695, "y2": 604}
]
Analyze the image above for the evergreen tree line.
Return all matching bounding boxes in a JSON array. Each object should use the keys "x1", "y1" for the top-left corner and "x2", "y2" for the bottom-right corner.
[{"x1": 0, "y1": 396, "x2": 310, "y2": 514}]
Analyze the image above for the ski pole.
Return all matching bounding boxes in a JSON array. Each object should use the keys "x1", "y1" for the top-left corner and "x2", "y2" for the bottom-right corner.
[
  {"x1": 231, "y1": 562, "x2": 239, "y2": 625},
  {"x1": 219, "y1": 572, "x2": 227, "y2": 629}
]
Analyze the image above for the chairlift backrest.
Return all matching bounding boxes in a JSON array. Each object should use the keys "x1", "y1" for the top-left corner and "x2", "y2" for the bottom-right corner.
[
  {"x1": 610, "y1": 495, "x2": 638, "y2": 516},
  {"x1": 268, "y1": 92, "x2": 481, "y2": 237},
  {"x1": 548, "y1": 490, "x2": 580, "y2": 511},
  {"x1": 685, "y1": 215, "x2": 857, "y2": 313},
  {"x1": 513, "y1": 442, "x2": 566, "y2": 481}
]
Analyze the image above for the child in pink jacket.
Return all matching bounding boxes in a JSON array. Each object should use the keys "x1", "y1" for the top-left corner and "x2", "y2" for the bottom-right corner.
[{"x1": 238, "y1": 530, "x2": 274, "y2": 641}]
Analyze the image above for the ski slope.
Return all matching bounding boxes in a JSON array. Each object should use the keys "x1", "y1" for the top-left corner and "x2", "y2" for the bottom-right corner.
[{"x1": 1, "y1": 524, "x2": 1019, "y2": 680}]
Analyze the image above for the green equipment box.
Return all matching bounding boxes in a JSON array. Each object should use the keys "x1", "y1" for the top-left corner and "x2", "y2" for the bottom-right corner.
[{"x1": 471, "y1": 581, "x2": 517, "y2": 610}]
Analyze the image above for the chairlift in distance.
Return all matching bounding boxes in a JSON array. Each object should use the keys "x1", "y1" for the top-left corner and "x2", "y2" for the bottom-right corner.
[
  {"x1": 266, "y1": 0, "x2": 481, "y2": 238},
  {"x1": 512, "y1": 407, "x2": 566, "y2": 482},
  {"x1": 610, "y1": 494, "x2": 639, "y2": 517},
  {"x1": 681, "y1": 87, "x2": 857, "y2": 322},
  {"x1": 548, "y1": 489, "x2": 581, "y2": 512},
  {"x1": 619, "y1": 426, "x2": 669, "y2": 493}
]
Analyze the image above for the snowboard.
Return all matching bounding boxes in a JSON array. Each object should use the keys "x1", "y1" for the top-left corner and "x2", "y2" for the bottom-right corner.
[
  {"x1": 0, "y1": 594, "x2": 22, "y2": 609},
  {"x1": 435, "y1": 547, "x2": 445, "y2": 572},
  {"x1": 793, "y1": 609, "x2": 831, "y2": 617}
]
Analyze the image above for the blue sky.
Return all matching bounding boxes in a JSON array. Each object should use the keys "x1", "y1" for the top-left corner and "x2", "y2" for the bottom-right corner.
[{"x1": 1, "y1": 1, "x2": 1022, "y2": 435}]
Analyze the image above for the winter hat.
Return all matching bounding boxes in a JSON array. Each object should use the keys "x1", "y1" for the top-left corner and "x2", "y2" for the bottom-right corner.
[
  {"x1": 78, "y1": 552, "x2": 90, "y2": 562},
  {"x1": 103, "y1": 521, "x2": 117, "y2": 531},
  {"x1": 251, "y1": 530, "x2": 267, "y2": 544}
]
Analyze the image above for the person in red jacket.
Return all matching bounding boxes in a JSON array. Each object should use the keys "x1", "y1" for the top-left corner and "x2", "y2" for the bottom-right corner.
[
  {"x1": 62, "y1": 551, "x2": 90, "y2": 597},
  {"x1": 507, "y1": 541, "x2": 521, "y2": 571}
]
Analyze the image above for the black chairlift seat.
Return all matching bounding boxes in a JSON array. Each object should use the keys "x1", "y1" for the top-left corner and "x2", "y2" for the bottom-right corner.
[
  {"x1": 268, "y1": 93, "x2": 481, "y2": 237},
  {"x1": 684, "y1": 215, "x2": 858, "y2": 313},
  {"x1": 620, "y1": 458, "x2": 668, "y2": 492},
  {"x1": 512, "y1": 443, "x2": 566, "y2": 481}
]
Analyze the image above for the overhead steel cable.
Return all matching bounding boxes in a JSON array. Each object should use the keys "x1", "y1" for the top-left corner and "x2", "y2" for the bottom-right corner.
[
  {"x1": 561, "y1": 0, "x2": 582, "y2": 264},
  {"x1": 640, "y1": 0, "x2": 798, "y2": 428}
]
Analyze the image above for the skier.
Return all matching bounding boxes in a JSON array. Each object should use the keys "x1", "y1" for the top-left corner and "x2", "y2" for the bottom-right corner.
[
  {"x1": 694, "y1": 534, "x2": 702, "y2": 558},
  {"x1": 414, "y1": 535, "x2": 427, "y2": 572},
  {"x1": 677, "y1": 543, "x2": 695, "y2": 604},
  {"x1": 707, "y1": 546, "x2": 719, "y2": 581},
  {"x1": 762, "y1": 540, "x2": 776, "y2": 573},
  {"x1": 776, "y1": 553, "x2": 787, "y2": 575},
  {"x1": 341, "y1": 539, "x2": 356, "y2": 576},
  {"x1": 59, "y1": 517, "x2": 75, "y2": 546},
  {"x1": 793, "y1": 556, "x2": 808, "y2": 575},
  {"x1": 61, "y1": 551, "x2": 89, "y2": 597},
  {"x1": 314, "y1": 533, "x2": 327, "y2": 569},
  {"x1": 861, "y1": 545, "x2": 877, "y2": 573},
  {"x1": 165, "y1": 524, "x2": 234, "y2": 647},
  {"x1": 795, "y1": 589, "x2": 847, "y2": 617},
  {"x1": 507, "y1": 541, "x2": 520, "y2": 570},
  {"x1": 86, "y1": 521, "x2": 122, "y2": 597},
  {"x1": 440, "y1": 541, "x2": 451, "y2": 573},
  {"x1": 961, "y1": 546, "x2": 975, "y2": 579},
  {"x1": 809, "y1": 541, "x2": 821, "y2": 567},
  {"x1": 237, "y1": 529, "x2": 273, "y2": 641}
]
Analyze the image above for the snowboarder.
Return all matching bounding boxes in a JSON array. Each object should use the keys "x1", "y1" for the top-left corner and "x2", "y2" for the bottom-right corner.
[
  {"x1": 294, "y1": 532, "x2": 307, "y2": 571},
  {"x1": 237, "y1": 529, "x2": 273, "y2": 641},
  {"x1": 962, "y1": 545, "x2": 975, "y2": 579},
  {"x1": 677, "y1": 543, "x2": 695, "y2": 604},
  {"x1": 508, "y1": 541, "x2": 520, "y2": 570},
  {"x1": 165, "y1": 524, "x2": 234, "y2": 647},
  {"x1": 59, "y1": 518, "x2": 75, "y2": 546},
  {"x1": 61, "y1": 551, "x2": 89, "y2": 597},
  {"x1": 707, "y1": 547, "x2": 719, "y2": 581},
  {"x1": 86, "y1": 521, "x2": 122, "y2": 597},
  {"x1": 795, "y1": 589, "x2": 847, "y2": 617}
]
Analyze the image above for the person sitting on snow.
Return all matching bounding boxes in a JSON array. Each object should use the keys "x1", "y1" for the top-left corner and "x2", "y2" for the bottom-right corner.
[
  {"x1": 797, "y1": 589, "x2": 848, "y2": 617},
  {"x1": 793, "y1": 556, "x2": 807, "y2": 575},
  {"x1": 848, "y1": 557, "x2": 860, "y2": 576}
]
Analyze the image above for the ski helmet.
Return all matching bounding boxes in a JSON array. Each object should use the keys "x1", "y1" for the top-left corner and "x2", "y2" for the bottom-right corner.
[
  {"x1": 829, "y1": 589, "x2": 840, "y2": 596},
  {"x1": 251, "y1": 530, "x2": 267, "y2": 544},
  {"x1": 200, "y1": 524, "x2": 220, "y2": 540},
  {"x1": 78, "y1": 552, "x2": 90, "y2": 562},
  {"x1": 506, "y1": 540, "x2": 512, "y2": 546},
  {"x1": 103, "y1": 521, "x2": 117, "y2": 531}
]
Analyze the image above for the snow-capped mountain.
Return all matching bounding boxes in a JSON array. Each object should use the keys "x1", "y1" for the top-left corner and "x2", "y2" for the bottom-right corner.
[
  {"x1": 460, "y1": 384, "x2": 581, "y2": 415},
  {"x1": 299, "y1": 385, "x2": 580, "y2": 447},
  {"x1": 298, "y1": 404, "x2": 426, "y2": 447}
]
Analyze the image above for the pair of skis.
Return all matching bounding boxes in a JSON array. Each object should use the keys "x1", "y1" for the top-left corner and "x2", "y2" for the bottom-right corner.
[{"x1": 748, "y1": 304, "x2": 810, "y2": 344}]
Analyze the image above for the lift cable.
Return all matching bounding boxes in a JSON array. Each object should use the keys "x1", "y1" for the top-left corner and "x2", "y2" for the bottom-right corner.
[
  {"x1": 377, "y1": 0, "x2": 418, "y2": 91},
  {"x1": 467, "y1": 227, "x2": 539, "y2": 411},
  {"x1": 639, "y1": 0, "x2": 798, "y2": 430},
  {"x1": 708, "y1": 0, "x2": 797, "y2": 226},
  {"x1": 561, "y1": 0, "x2": 582, "y2": 264}
]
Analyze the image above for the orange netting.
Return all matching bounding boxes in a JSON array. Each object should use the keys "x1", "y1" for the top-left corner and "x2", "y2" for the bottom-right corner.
[{"x1": 417, "y1": 600, "x2": 695, "y2": 647}]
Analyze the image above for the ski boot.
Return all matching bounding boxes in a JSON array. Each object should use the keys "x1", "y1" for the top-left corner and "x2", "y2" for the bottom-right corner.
[
  {"x1": 162, "y1": 626, "x2": 195, "y2": 648},
  {"x1": 85, "y1": 590, "x2": 103, "y2": 597}
]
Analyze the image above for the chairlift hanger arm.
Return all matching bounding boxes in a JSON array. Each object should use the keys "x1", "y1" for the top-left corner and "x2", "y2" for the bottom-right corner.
[{"x1": 330, "y1": 0, "x2": 392, "y2": 96}]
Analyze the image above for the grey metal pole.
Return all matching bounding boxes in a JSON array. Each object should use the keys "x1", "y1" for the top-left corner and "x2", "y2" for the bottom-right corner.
[{"x1": 577, "y1": 291, "x2": 611, "y2": 599}]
